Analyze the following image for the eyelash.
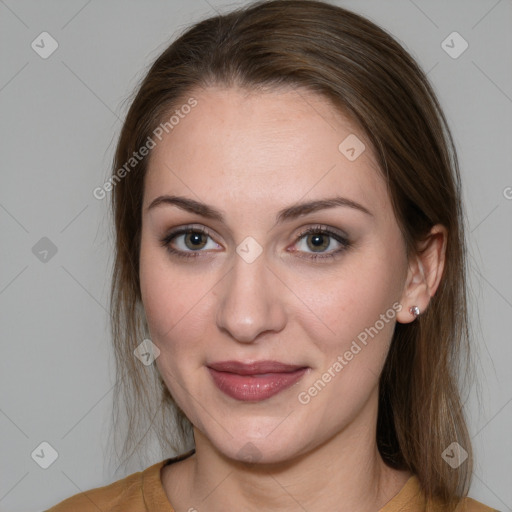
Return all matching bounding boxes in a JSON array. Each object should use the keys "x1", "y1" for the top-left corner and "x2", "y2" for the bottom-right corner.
[{"x1": 159, "y1": 224, "x2": 351, "y2": 262}]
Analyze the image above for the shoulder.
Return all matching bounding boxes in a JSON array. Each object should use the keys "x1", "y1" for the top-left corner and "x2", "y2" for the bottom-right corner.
[
  {"x1": 453, "y1": 496, "x2": 499, "y2": 512},
  {"x1": 44, "y1": 460, "x2": 168, "y2": 512},
  {"x1": 385, "y1": 474, "x2": 497, "y2": 512}
]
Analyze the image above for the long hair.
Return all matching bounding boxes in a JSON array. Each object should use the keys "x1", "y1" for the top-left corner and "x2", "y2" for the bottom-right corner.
[{"x1": 107, "y1": 1, "x2": 473, "y2": 506}]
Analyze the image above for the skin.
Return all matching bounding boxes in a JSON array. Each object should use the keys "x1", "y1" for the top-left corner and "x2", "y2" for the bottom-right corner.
[{"x1": 139, "y1": 85, "x2": 447, "y2": 511}]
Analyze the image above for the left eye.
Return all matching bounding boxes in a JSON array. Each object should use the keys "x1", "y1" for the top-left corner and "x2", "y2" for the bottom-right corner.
[{"x1": 291, "y1": 227, "x2": 350, "y2": 260}]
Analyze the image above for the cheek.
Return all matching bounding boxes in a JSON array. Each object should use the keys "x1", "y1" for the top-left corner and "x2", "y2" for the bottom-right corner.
[
  {"x1": 292, "y1": 265, "x2": 401, "y2": 430},
  {"x1": 139, "y1": 249, "x2": 173, "y2": 338},
  {"x1": 140, "y1": 237, "x2": 197, "y2": 336},
  {"x1": 298, "y1": 264, "x2": 399, "y2": 333},
  {"x1": 139, "y1": 241, "x2": 218, "y2": 372},
  {"x1": 293, "y1": 244, "x2": 405, "y2": 372}
]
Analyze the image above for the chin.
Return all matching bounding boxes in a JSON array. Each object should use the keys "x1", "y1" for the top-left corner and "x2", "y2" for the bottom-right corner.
[
  {"x1": 198, "y1": 418, "x2": 315, "y2": 466},
  {"x1": 224, "y1": 438, "x2": 300, "y2": 465}
]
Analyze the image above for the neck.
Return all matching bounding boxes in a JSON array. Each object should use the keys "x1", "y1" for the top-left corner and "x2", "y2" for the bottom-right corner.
[{"x1": 164, "y1": 391, "x2": 411, "y2": 511}]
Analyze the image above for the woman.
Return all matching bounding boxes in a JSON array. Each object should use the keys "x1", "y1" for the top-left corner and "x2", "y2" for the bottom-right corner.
[{"x1": 47, "y1": 0, "x2": 495, "y2": 510}]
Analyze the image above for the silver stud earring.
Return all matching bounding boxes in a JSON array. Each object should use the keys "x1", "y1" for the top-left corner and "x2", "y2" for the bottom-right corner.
[{"x1": 409, "y1": 306, "x2": 420, "y2": 319}]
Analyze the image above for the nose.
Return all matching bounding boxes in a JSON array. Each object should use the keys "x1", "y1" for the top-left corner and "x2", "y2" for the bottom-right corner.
[{"x1": 215, "y1": 251, "x2": 287, "y2": 344}]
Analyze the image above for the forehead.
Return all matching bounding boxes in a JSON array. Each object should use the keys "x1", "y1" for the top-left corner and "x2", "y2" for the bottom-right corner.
[{"x1": 144, "y1": 86, "x2": 390, "y2": 219}]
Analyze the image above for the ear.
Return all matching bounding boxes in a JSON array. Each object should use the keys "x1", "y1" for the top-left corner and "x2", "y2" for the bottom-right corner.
[{"x1": 396, "y1": 224, "x2": 447, "y2": 324}]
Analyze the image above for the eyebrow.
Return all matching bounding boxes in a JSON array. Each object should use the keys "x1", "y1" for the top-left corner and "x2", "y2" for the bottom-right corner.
[{"x1": 145, "y1": 194, "x2": 373, "y2": 223}]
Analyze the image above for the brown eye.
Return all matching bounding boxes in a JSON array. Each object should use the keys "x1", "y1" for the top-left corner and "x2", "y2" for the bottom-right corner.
[
  {"x1": 160, "y1": 226, "x2": 221, "y2": 259},
  {"x1": 183, "y1": 231, "x2": 208, "y2": 250},
  {"x1": 293, "y1": 226, "x2": 351, "y2": 261},
  {"x1": 305, "y1": 233, "x2": 331, "y2": 252}
]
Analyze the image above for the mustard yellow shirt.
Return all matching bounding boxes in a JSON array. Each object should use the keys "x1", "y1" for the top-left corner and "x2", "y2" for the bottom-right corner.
[{"x1": 45, "y1": 452, "x2": 496, "y2": 512}]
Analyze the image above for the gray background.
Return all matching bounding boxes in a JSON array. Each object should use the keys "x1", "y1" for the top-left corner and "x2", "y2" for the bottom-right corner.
[{"x1": 0, "y1": 1, "x2": 511, "y2": 511}]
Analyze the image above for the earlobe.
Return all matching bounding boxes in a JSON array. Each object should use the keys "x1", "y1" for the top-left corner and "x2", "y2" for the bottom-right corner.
[
  {"x1": 408, "y1": 305, "x2": 420, "y2": 319},
  {"x1": 396, "y1": 224, "x2": 447, "y2": 324}
]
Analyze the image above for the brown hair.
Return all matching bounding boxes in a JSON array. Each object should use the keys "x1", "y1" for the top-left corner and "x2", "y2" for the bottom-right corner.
[{"x1": 108, "y1": 0, "x2": 473, "y2": 507}]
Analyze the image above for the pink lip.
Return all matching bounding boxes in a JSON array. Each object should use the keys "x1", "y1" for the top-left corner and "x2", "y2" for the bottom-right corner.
[{"x1": 207, "y1": 360, "x2": 309, "y2": 401}]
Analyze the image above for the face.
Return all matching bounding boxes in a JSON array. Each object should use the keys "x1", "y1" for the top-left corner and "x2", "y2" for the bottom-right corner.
[{"x1": 139, "y1": 86, "x2": 410, "y2": 464}]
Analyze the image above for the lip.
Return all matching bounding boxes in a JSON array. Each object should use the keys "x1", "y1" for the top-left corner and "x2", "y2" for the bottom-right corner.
[{"x1": 207, "y1": 360, "x2": 309, "y2": 401}]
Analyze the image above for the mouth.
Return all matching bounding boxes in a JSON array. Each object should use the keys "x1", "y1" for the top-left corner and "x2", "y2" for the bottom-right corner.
[{"x1": 207, "y1": 360, "x2": 310, "y2": 401}]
